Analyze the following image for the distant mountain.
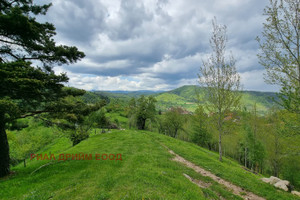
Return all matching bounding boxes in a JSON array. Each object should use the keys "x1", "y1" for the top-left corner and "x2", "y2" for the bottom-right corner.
[
  {"x1": 87, "y1": 85, "x2": 278, "y2": 114},
  {"x1": 82, "y1": 90, "x2": 163, "y2": 105},
  {"x1": 153, "y1": 85, "x2": 278, "y2": 114},
  {"x1": 103, "y1": 90, "x2": 164, "y2": 95}
]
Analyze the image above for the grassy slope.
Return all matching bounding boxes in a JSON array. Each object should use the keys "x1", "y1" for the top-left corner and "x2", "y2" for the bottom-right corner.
[
  {"x1": 148, "y1": 131, "x2": 298, "y2": 200},
  {"x1": 154, "y1": 86, "x2": 277, "y2": 113},
  {"x1": 1, "y1": 131, "x2": 297, "y2": 200},
  {"x1": 154, "y1": 93, "x2": 196, "y2": 112}
]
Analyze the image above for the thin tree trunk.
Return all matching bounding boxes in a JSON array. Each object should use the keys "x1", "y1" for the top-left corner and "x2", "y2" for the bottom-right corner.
[
  {"x1": 245, "y1": 147, "x2": 247, "y2": 168},
  {"x1": 138, "y1": 118, "x2": 146, "y2": 130},
  {"x1": 218, "y1": 115, "x2": 222, "y2": 161},
  {"x1": 0, "y1": 113, "x2": 10, "y2": 177},
  {"x1": 219, "y1": 132, "x2": 222, "y2": 161}
]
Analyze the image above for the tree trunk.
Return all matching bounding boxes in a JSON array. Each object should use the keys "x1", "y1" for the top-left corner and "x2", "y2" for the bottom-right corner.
[
  {"x1": 0, "y1": 114, "x2": 10, "y2": 177},
  {"x1": 174, "y1": 129, "x2": 178, "y2": 138},
  {"x1": 273, "y1": 161, "x2": 279, "y2": 177},
  {"x1": 137, "y1": 118, "x2": 146, "y2": 130},
  {"x1": 218, "y1": 115, "x2": 223, "y2": 161},
  {"x1": 219, "y1": 131, "x2": 222, "y2": 161},
  {"x1": 245, "y1": 147, "x2": 247, "y2": 168}
]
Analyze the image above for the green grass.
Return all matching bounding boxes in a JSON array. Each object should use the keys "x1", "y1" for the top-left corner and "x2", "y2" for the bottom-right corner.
[
  {"x1": 155, "y1": 93, "x2": 196, "y2": 112},
  {"x1": 105, "y1": 112, "x2": 128, "y2": 128},
  {"x1": 0, "y1": 130, "x2": 238, "y2": 200},
  {"x1": 147, "y1": 131, "x2": 299, "y2": 200},
  {"x1": 1, "y1": 130, "x2": 297, "y2": 199}
]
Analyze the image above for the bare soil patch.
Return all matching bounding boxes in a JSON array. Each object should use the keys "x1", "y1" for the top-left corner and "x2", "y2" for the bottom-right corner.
[{"x1": 169, "y1": 149, "x2": 265, "y2": 200}]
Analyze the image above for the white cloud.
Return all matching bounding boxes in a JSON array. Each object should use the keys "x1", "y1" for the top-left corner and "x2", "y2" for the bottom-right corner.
[
  {"x1": 240, "y1": 70, "x2": 280, "y2": 92},
  {"x1": 40, "y1": 0, "x2": 277, "y2": 92}
]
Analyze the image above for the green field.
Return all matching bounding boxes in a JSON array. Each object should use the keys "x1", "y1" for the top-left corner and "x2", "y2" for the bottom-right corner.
[{"x1": 1, "y1": 130, "x2": 297, "y2": 200}]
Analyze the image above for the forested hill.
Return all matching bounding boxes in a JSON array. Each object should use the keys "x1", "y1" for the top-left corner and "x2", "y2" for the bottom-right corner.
[{"x1": 85, "y1": 85, "x2": 278, "y2": 114}]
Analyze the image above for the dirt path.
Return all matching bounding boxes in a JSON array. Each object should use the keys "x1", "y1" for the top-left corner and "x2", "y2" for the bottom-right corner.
[{"x1": 168, "y1": 149, "x2": 265, "y2": 200}]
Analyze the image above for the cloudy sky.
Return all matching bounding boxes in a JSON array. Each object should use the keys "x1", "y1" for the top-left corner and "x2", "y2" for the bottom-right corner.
[{"x1": 40, "y1": 0, "x2": 279, "y2": 92}]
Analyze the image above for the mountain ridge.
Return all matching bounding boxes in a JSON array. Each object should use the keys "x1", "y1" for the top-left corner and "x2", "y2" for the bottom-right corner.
[
  {"x1": 85, "y1": 85, "x2": 278, "y2": 114},
  {"x1": 91, "y1": 85, "x2": 278, "y2": 95}
]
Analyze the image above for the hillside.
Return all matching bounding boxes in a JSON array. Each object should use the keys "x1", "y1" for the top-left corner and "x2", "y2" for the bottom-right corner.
[
  {"x1": 1, "y1": 130, "x2": 298, "y2": 200},
  {"x1": 155, "y1": 85, "x2": 278, "y2": 113},
  {"x1": 92, "y1": 85, "x2": 278, "y2": 114}
]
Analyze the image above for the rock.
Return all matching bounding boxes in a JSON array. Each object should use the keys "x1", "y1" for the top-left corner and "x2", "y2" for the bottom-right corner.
[
  {"x1": 269, "y1": 176, "x2": 281, "y2": 185},
  {"x1": 292, "y1": 191, "x2": 300, "y2": 197},
  {"x1": 281, "y1": 180, "x2": 290, "y2": 186},
  {"x1": 261, "y1": 176, "x2": 281, "y2": 184},
  {"x1": 274, "y1": 180, "x2": 289, "y2": 191},
  {"x1": 261, "y1": 177, "x2": 271, "y2": 183},
  {"x1": 261, "y1": 176, "x2": 291, "y2": 192}
]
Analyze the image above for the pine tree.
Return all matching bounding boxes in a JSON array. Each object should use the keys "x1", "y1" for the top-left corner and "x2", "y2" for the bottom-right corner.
[{"x1": 0, "y1": 0, "x2": 85, "y2": 177}]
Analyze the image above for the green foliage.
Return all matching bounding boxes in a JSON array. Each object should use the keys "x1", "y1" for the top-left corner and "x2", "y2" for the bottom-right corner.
[
  {"x1": 191, "y1": 106, "x2": 212, "y2": 148},
  {"x1": 94, "y1": 85, "x2": 278, "y2": 114},
  {"x1": 7, "y1": 118, "x2": 59, "y2": 163},
  {"x1": 90, "y1": 108, "x2": 110, "y2": 129},
  {"x1": 7, "y1": 118, "x2": 28, "y2": 130},
  {"x1": 239, "y1": 125, "x2": 265, "y2": 171},
  {"x1": 81, "y1": 92, "x2": 109, "y2": 104},
  {"x1": 136, "y1": 96, "x2": 157, "y2": 130},
  {"x1": 0, "y1": 61, "x2": 71, "y2": 120},
  {"x1": 162, "y1": 107, "x2": 185, "y2": 138},
  {"x1": 0, "y1": 0, "x2": 85, "y2": 64},
  {"x1": 47, "y1": 96, "x2": 105, "y2": 146},
  {"x1": 0, "y1": 0, "x2": 85, "y2": 177},
  {"x1": 236, "y1": 105, "x2": 266, "y2": 172},
  {"x1": 127, "y1": 96, "x2": 157, "y2": 130},
  {"x1": 69, "y1": 130, "x2": 90, "y2": 147},
  {"x1": 257, "y1": 0, "x2": 300, "y2": 114},
  {"x1": 281, "y1": 157, "x2": 300, "y2": 189},
  {"x1": 198, "y1": 18, "x2": 241, "y2": 161}
]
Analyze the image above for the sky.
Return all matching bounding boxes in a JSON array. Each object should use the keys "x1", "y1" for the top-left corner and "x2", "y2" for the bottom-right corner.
[{"x1": 39, "y1": 0, "x2": 280, "y2": 92}]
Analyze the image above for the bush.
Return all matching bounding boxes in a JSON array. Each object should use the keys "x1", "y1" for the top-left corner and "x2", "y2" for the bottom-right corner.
[{"x1": 70, "y1": 130, "x2": 89, "y2": 146}]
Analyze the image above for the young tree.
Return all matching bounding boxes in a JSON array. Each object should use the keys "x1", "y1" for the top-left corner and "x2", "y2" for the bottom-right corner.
[
  {"x1": 163, "y1": 107, "x2": 184, "y2": 138},
  {"x1": 126, "y1": 98, "x2": 137, "y2": 129},
  {"x1": 90, "y1": 108, "x2": 110, "y2": 132},
  {"x1": 198, "y1": 18, "x2": 241, "y2": 161},
  {"x1": 0, "y1": 1, "x2": 85, "y2": 177},
  {"x1": 135, "y1": 96, "x2": 157, "y2": 130},
  {"x1": 257, "y1": 0, "x2": 300, "y2": 114},
  {"x1": 191, "y1": 106, "x2": 212, "y2": 149},
  {"x1": 241, "y1": 104, "x2": 266, "y2": 173},
  {"x1": 267, "y1": 109, "x2": 285, "y2": 177},
  {"x1": 240, "y1": 124, "x2": 265, "y2": 173}
]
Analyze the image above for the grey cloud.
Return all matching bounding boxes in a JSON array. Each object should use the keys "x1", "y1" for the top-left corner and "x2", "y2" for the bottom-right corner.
[
  {"x1": 48, "y1": 0, "x2": 108, "y2": 43},
  {"x1": 64, "y1": 60, "x2": 144, "y2": 77},
  {"x1": 105, "y1": 0, "x2": 153, "y2": 40},
  {"x1": 42, "y1": 0, "x2": 276, "y2": 91}
]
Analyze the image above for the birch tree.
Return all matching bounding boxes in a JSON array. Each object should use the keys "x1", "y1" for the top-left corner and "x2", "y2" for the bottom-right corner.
[{"x1": 198, "y1": 18, "x2": 241, "y2": 161}]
